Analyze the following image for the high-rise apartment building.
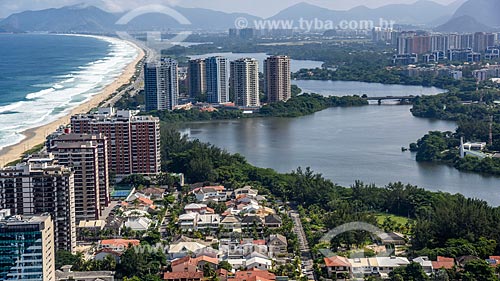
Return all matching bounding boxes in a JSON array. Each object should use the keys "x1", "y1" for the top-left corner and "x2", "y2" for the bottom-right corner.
[
  {"x1": 264, "y1": 56, "x2": 291, "y2": 103},
  {"x1": 71, "y1": 108, "x2": 161, "y2": 178},
  {"x1": 206, "y1": 56, "x2": 229, "y2": 104},
  {"x1": 230, "y1": 58, "x2": 260, "y2": 107},
  {"x1": 460, "y1": 34, "x2": 474, "y2": 50},
  {"x1": 144, "y1": 58, "x2": 178, "y2": 111},
  {"x1": 0, "y1": 210, "x2": 55, "y2": 281},
  {"x1": 187, "y1": 59, "x2": 206, "y2": 99},
  {"x1": 52, "y1": 141, "x2": 100, "y2": 223},
  {"x1": 474, "y1": 32, "x2": 488, "y2": 53},
  {"x1": 430, "y1": 35, "x2": 449, "y2": 53},
  {"x1": 0, "y1": 158, "x2": 76, "y2": 252},
  {"x1": 48, "y1": 133, "x2": 110, "y2": 209}
]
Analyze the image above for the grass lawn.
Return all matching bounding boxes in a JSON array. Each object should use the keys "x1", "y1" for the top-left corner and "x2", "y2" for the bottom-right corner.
[{"x1": 375, "y1": 213, "x2": 410, "y2": 225}]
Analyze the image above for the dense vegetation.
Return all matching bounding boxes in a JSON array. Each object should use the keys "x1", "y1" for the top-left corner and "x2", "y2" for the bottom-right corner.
[
  {"x1": 163, "y1": 40, "x2": 386, "y2": 68},
  {"x1": 148, "y1": 94, "x2": 368, "y2": 122},
  {"x1": 409, "y1": 87, "x2": 500, "y2": 176},
  {"x1": 293, "y1": 68, "x2": 473, "y2": 90},
  {"x1": 56, "y1": 119, "x2": 500, "y2": 280},
  {"x1": 160, "y1": 127, "x2": 500, "y2": 260}
]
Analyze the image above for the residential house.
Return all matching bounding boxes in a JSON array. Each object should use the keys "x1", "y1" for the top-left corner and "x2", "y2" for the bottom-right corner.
[
  {"x1": 348, "y1": 257, "x2": 410, "y2": 278},
  {"x1": 324, "y1": 256, "x2": 352, "y2": 279},
  {"x1": 379, "y1": 232, "x2": 406, "y2": 246},
  {"x1": 487, "y1": 256, "x2": 500, "y2": 268},
  {"x1": 125, "y1": 193, "x2": 156, "y2": 211},
  {"x1": 141, "y1": 187, "x2": 167, "y2": 199},
  {"x1": 221, "y1": 215, "x2": 242, "y2": 232},
  {"x1": 98, "y1": 239, "x2": 140, "y2": 252},
  {"x1": 124, "y1": 216, "x2": 152, "y2": 231},
  {"x1": 178, "y1": 213, "x2": 221, "y2": 231},
  {"x1": 193, "y1": 186, "x2": 227, "y2": 202},
  {"x1": 171, "y1": 256, "x2": 198, "y2": 273},
  {"x1": 194, "y1": 256, "x2": 219, "y2": 272},
  {"x1": 226, "y1": 258, "x2": 247, "y2": 270},
  {"x1": 179, "y1": 213, "x2": 198, "y2": 231},
  {"x1": 233, "y1": 269, "x2": 276, "y2": 281},
  {"x1": 94, "y1": 249, "x2": 123, "y2": 263},
  {"x1": 246, "y1": 257, "x2": 273, "y2": 270},
  {"x1": 413, "y1": 256, "x2": 433, "y2": 275},
  {"x1": 374, "y1": 257, "x2": 410, "y2": 278},
  {"x1": 233, "y1": 186, "x2": 259, "y2": 198},
  {"x1": 197, "y1": 214, "x2": 221, "y2": 231},
  {"x1": 432, "y1": 256, "x2": 455, "y2": 271},
  {"x1": 185, "y1": 203, "x2": 210, "y2": 214},
  {"x1": 264, "y1": 214, "x2": 282, "y2": 229},
  {"x1": 241, "y1": 203, "x2": 261, "y2": 214},
  {"x1": 267, "y1": 234, "x2": 288, "y2": 258},
  {"x1": 349, "y1": 257, "x2": 373, "y2": 277},
  {"x1": 240, "y1": 239, "x2": 268, "y2": 257},
  {"x1": 219, "y1": 239, "x2": 267, "y2": 259},
  {"x1": 56, "y1": 265, "x2": 114, "y2": 281},
  {"x1": 168, "y1": 241, "x2": 212, "y2": 259},
  {"x1": 241, "y1": 215, "x2": 263, "y2": 230},
  {"x1": 163, "y1": 272, "x2": 204, "y2": 281},
  {"x1": 255, "y1": 207, "x2": 275, "y2": 218}
]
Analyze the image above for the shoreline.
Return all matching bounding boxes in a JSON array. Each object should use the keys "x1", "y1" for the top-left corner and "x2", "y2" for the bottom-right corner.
[{"x1": 0, "y1": 35, "x2": 145, "y2": 167}]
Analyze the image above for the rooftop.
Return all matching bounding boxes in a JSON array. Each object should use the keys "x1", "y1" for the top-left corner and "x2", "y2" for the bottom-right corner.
[
  {"x1": 325, "y1": 256, "x2": 351, "y2": 267},
  {"x1": 100, "y1": 239, "x2": 140, "y2": 248}
]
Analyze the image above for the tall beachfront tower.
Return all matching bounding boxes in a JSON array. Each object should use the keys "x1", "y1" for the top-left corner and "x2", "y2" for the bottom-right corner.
[
  {"x1": 187, "y1": 58, "x2": 206, "y2": 99},
  {"x1": 48, "y1": 133, "x2": 110, "y2": 209},
  {"x1": 71, "y1": 108, "x2": 161, "y2": 179},
  {"x1": 144, "y1": 58, "x2": 179, "y2": 111},
  {"x1": 264, "y1": 55, "x2": 291, "y2": 103},
  {"x1": 230, "y1": 58, "x2": 260, "y2": 107},
  {"x1": 52, "y1": 141, "x2": 101, "y2": 223},
  {"x1": 0, "y1": 158, "x2": 76, "y2": 252},
  {"x1": 0, "y1": 211, "x2": 55, "y2": 281},
  {"x1": 206, "y1": 56, "x2": 229, "y2": 104}
]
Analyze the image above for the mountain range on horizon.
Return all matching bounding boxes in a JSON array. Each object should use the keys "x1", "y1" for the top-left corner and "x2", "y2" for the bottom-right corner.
[
  {"x1": 435, "y1": 0, "x2": 500, "y2": 32},
  {"x1": 0, "y1": 0, "x2": 497, "y2": 33}
]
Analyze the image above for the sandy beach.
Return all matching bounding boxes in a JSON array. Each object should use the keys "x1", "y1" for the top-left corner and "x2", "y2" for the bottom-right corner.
[{"x1": 0, "y1": 37, "x2": 145, "y2": 167}]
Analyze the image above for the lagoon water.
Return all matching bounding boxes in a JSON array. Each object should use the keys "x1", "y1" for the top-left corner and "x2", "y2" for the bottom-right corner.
[
  {"x1": 181, "y1": 81, "x2": 500, "y2": 206},
  {"x1": 0, "y1": 34, "x2": 138, "y2": 150},
  {"x1": 294, "y1": 80, "x2": 444, "y2": 97}
]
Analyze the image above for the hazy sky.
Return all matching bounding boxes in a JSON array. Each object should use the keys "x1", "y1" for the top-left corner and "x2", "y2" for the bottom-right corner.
[{"x1": 0, "y1": 0, "x2": 458, "y2": 18}]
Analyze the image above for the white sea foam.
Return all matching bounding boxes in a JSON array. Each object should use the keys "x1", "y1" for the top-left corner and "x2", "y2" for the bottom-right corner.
[{"x1": 0, "y1": 35, "x2": 139, "y2": 151}]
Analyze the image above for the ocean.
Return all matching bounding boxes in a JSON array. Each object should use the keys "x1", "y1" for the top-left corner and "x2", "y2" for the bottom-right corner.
[{"x1": 0, "y1": 34, "x2": 138, "y2": 150}]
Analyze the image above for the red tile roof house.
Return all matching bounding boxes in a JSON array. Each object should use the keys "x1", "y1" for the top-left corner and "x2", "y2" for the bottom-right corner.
[
  {"x1": 431, "y1": 256, "x2": 455, "y2": 271},
  {"x1": 171, "y1": 256, "x2": 198, "y2": 273},
  {"x1": 98, "y1": 239, "x2": 140, "y2": 252},
  {"x1": 194, "y1": 255, "x2": 218, "y2": 271},
  {"x1": 324, "y1": 256, "x2": 352, "y2": 280},
  {"x1": 486, "y1": 256, "x2": 500, "y2": 268},
  {"x1": 233, "y1": 269, "x2": 276, "y2": 281},
  {"x1": 171, "y1": 255, "x2": 219, "y2": 273},
  {"x1": 163, "y1": 271, "x2": 204, "y2": 281}
]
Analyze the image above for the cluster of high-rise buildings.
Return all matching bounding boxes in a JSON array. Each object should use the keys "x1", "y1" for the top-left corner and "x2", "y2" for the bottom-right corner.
[
  {"x1": 145, "y1": 55, "x2": 292, "y2": 110},
  {"x1": 389, "y1": 31, "x2": 500, "y2": 64},
  {"x1": 0, "y1": 108, "x2": 161, "y2": 278}
]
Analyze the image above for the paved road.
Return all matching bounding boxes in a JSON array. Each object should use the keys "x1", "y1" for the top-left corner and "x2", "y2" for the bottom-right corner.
[
  {"x1": 101, "y1": 59, "x2": 145, "y2": 108},
  {"x1": 290, "y1": 210, "x2": 316, "y2": 281},
  {"x1": 101, "y1": 201, "x2": 119, "y2": 221}
]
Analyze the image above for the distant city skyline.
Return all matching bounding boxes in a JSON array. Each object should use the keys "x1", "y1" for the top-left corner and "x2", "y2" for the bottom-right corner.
[{"x1": 0, "y1": 0, "x2": 459, "y2": 19}]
